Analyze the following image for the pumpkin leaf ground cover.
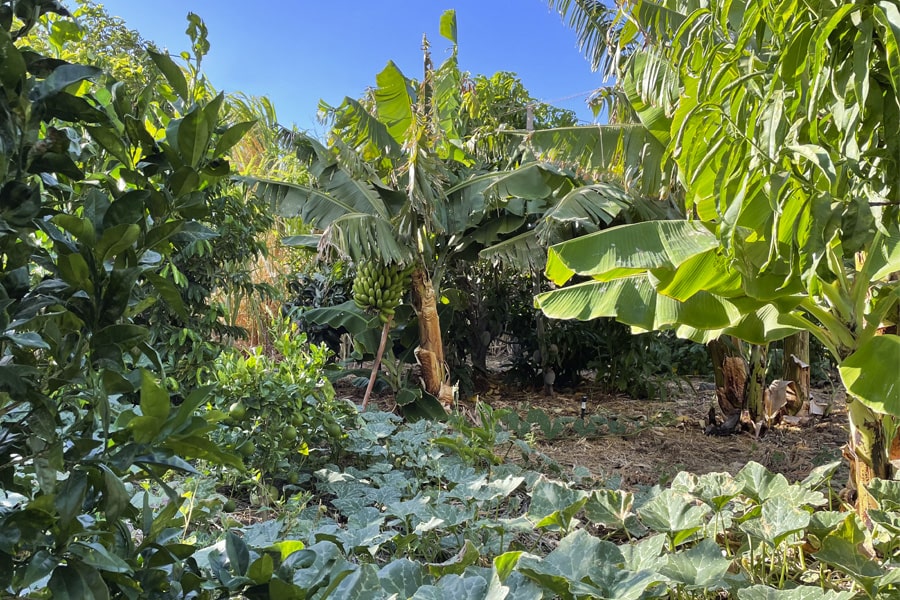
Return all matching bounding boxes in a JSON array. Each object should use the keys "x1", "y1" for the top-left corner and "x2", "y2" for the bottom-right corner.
[{"x1": 183, "y1": 408, "x2": 900, "y2": 598}]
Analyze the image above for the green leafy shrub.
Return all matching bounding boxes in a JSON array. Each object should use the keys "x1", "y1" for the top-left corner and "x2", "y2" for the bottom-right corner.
[{"x1": 205, "y1": 319, "x2": 355, "y2": 481}]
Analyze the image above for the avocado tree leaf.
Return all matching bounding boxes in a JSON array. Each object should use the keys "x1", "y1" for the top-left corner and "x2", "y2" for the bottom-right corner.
[
  {"x1": 86, "y1": 125, "x2": 132, "y2": 167},
  {"x1": 177, "y1": 105, "x2": 211, "y2": 168},
  {"x1": 145, "y1": 272, "x2": 188, "y2": 320},
  {"x1": 140, "y1": 369, "x2": 170, "y2": 420},
  {"x1": 48, "y1": 563, "x2": 110, "y2": 600}
]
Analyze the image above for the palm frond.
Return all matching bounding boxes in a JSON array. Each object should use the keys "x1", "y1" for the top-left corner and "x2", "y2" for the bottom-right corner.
[
  {"x1": 325, "y1": 213, "x2": 413, "y2": 264},
  {"x1": 549, "y1": 0, "x2": 617, "y2": 74},
  {"x1": 479, "y1": 229, "x2": 545, "y2": 271},
  {"x1": 526, "y1": 124, "x2": 668, "y2": 197},
  {"x1": 541, "y1": 182, "x2": 633, "y2": 236}
]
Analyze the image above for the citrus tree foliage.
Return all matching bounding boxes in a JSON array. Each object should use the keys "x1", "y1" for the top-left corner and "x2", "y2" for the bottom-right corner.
[
  {"x1": 538, "y1": 0, "x2": 900, "y2": 511},
  {"x1": 0, "y1": 3, "x2": 263, "y2": 594}
]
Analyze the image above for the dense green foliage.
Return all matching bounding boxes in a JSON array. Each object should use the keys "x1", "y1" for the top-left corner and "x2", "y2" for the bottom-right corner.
[
  {"x1": 3, "y1": 1, "x2": 896, "y2": 597},
  {"x1": 0, "y1": 2, "x2": 274, "y2": 594},
  {"x1": 205, "y1": 319, "x2": 354, "y2": 480},
  {"x1": 172, "y1": 410, "x2": 900, "y2": 598}
]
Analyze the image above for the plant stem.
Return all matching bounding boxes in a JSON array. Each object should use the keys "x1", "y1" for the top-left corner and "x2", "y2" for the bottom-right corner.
[{"x1": 362, "y1": 315, "x2": 393, "y2": 409}]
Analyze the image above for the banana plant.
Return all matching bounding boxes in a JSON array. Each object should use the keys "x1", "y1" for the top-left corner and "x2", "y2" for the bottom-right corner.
[
  {"x1": 249, "y1": 10, "x2": 605, "y2": 407},
  {"x1": 541, "y1": 0, "x2": 900, "y2": 517}
]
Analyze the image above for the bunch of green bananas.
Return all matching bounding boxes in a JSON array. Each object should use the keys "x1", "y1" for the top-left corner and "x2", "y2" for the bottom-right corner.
[{"x1": 352, "y1": 261, "x2": 410, "y2": 323}]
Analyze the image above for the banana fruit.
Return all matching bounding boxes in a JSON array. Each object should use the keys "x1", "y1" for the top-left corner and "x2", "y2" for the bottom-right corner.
[{"x1": 352, "y1": 260, "x2": 411, "y2": 324}]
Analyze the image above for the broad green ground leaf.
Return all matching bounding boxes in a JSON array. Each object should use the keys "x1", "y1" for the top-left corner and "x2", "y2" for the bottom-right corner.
[
  {"x1": 516, "y1": 529, "x2": 623, "y2": 598},
  {"x1": 329, "y1": 563, "x2": 382, "y2": 600},
  {"x1": 527, "y1": 478, "x2": 588, "y2": 530},
  {"x1": 637, "y1": 489, "x2": 710, "y2": 542},
  {"x1": 737, "y1": 585, "x2": 855, "y2": 600},
  {"x1": 739, "y1": 497, "x2": 811, "y2": 548},
  {"x1": 814, "y1": 535, "x2": 884, "y2": 596},
  {"x1": 735, "y1": 462, "x2": 790, "y2": 503},
  {"x1": 493, "y1": 551, "x2": 522, "y2": 583},
  {"x1": 806, "y1": 512, "x2": 847, "y2": 539},
  {"x1": 584, "y1": 489, "x2": 647, "y2": 536},
  {"x1": 867, "y1": 478, "x2": 900, "y2": 511},
  {"x1": 659, "y1": 539, "x2": 732, "y2": 589},
  {"x1": 693, "y1": 472, "x2": 744, "y2": 511},
  {"x1": 411, "y1": 574, "x2": 490, "y2": 600},
  {"x1": 800, "y1": 460, "x2": 842, "y2": 490},
  {"x1": 271, "y1": 540, "x2": 305, "y2": 562},
  {"x1": 426, "y1": 540, "x2": 479, "y2": 577},
  {"x1": 379, "y1": 558, "x2": 428, "y2": 598},
  {"x1": 620, "y1": 534, "x2": 666, "y2": 572},
  {"x1": 447, "y1": 475, "x2": 524, "y2": 502},
  {"x1": 839, "y1": 335, "x2": 900, "y2": 415},
  {"x1": 268, "y1": 578, "x2": 306, "y2": 600}
]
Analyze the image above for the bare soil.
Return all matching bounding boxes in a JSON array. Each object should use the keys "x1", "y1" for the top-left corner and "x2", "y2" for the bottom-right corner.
[{"x1": 342, "y1": 373, "x2": 850, "y2": 490}]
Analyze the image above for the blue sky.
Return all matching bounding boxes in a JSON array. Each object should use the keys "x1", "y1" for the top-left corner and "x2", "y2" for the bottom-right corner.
[{"x1": 90, "y1": 1, "x2": 603, "y2": 134}]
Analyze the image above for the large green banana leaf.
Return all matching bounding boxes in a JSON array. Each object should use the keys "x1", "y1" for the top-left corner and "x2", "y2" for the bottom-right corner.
[
  {"x1": 840, "y1": 335, "x2": 900, "y2": 414},
  {"x1": 536, "y1": 274, "x2": 805, "y2": 344},
  {"x1": 545, "y1": 220, "x2": 718, "y2": 285}
]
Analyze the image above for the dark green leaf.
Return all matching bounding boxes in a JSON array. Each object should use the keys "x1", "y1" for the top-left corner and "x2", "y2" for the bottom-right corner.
[
  {"x1": 140, "y1": 369, "x2": 169, "y2": 419},
  {"x1": 48, "y1": 563, "x2": 110, "y2": 600},
  {"x1": 145, "y1": 273, "x2": 188, "y2": 319},
  {"x1": 86, "y1": 125, "x2": 132, "y2": 167},
  {"x1": 32, "y1": 64, "x2": 101, "y2": 101},
  {"x1": 213, "y1": 120, "x2": 256, "y2": 158},
  {"x1": 147, "y1": 50, "x2": 188, "y2": 101},
  {"x1": 177, "y1": 105, "x2": 211, "y2": 168},
  {"x1": 69, "y1": 541, "x2": 132, "y2": 574}
]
